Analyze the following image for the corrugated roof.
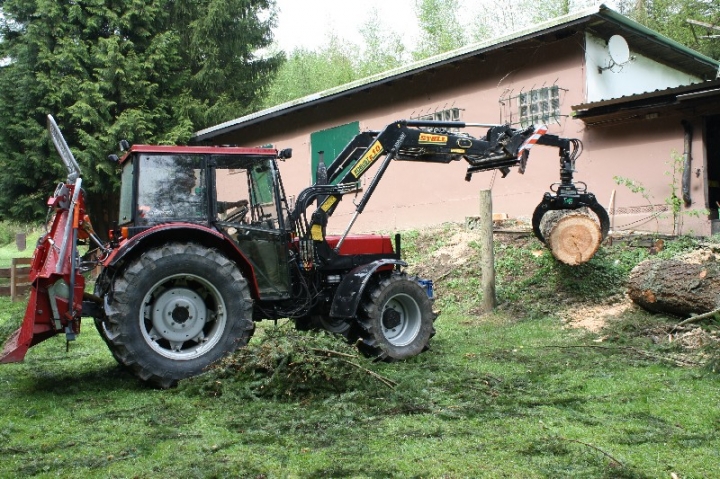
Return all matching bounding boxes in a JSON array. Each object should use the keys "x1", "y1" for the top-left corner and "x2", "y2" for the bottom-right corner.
[
  {"x1": 574, "y1": 78, "x2": 720, "y2": 112},
  {"x1": 572, "y1": 78, "x2": 720, "y2": 122},
  {"x1": 193, "y1": 4, "x2": 720, "y2": 142}
]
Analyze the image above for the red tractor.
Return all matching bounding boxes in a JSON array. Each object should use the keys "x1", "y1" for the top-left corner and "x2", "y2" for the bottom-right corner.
[{"x1": 1, "y1": 115, "x2": 608, "y2": 387}]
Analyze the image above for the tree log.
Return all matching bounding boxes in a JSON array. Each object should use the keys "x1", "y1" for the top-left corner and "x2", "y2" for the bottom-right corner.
[
  {"x1": 627, "y1": 259, "x2": 720, "y2": 316},
  {"x1": 542, "y1": 212, "x2": 602, "y2": 265}
]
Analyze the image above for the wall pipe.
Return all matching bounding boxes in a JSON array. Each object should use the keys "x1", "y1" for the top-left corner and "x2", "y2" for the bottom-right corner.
[{"x1": 681, "y1": 120, "x2": 693, "y2": 207}]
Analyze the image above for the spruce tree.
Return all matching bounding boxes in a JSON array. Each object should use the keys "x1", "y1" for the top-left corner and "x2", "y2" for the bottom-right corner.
[{"x1": 0, "y1": 0, "x2": 281, "y2": 230}]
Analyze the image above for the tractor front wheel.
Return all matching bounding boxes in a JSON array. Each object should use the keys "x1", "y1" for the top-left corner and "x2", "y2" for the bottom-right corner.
[
  {"x1": 104, "y1": 243, "x2": 253, "y2": 388},
  {"x1": 357, "y1": 273, "x2": 435, "y2": 361}
]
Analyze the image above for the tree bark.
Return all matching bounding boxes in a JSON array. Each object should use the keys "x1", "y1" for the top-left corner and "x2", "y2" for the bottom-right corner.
[
  {"x1": 542, "y1": 212, "x2": 602, "y2": 265},
  {"x1": 627, "y1": 259, "x2": 720, "y2": 316}
]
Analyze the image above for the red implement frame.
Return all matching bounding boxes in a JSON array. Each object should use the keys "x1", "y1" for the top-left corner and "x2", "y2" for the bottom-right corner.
[{"x1": 0, "y1": 181, "x2": 85, "y2": 362}]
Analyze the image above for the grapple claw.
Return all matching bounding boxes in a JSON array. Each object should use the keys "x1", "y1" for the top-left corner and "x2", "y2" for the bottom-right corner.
[{"x1": 532, "y1": 192, "x2": 610, "y2": 244}]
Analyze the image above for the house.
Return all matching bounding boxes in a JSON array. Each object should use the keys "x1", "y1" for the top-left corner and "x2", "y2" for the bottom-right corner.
[{"x1": 193, "y1": 4, "x2": 720, "y2": 236}]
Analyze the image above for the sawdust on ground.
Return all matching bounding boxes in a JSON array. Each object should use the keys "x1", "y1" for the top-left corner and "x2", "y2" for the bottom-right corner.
[{"x1": 560, "y1": 297, "x2": 636, "y2": 333}]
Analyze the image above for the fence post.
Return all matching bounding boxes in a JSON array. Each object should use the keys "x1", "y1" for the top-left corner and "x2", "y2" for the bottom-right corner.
[
  {"x1": 10, "y1": 258, "x2": 31, "y2": 302},
  {"x1": 479, "y1": 190, "x2": 497, "y2": 312}
]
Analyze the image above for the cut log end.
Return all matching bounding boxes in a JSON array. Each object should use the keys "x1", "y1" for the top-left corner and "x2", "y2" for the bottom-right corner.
[{"x1": 546, "y1": 213, "x2": 602, "y2": 265}]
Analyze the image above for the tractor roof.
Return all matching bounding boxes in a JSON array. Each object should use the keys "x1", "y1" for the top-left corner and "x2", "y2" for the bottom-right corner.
[{"x1": 120, "y1": 144, "x2": 278, "y2": 164}]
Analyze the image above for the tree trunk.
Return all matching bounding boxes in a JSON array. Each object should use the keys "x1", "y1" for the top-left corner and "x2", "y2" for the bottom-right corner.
[
  {"x1": 541, "y1": 212, "x2": 602, "y2": 265},
  {"x1": 627, "y1": 259, "x2": 720, "y2": 316}
]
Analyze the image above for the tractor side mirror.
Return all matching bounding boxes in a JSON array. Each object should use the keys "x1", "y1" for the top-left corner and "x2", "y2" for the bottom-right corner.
[
  {"x1": 119, "y1": 139, "x2": 130, "y2": 151},
  {"x1": 278, "y1": 148, "x2": 292, "y2": 159}
]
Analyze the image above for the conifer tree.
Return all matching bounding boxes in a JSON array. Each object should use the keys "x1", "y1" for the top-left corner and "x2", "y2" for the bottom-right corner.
[{"x1": 0, "y1": 0, "x2": 281, "y2": 229}]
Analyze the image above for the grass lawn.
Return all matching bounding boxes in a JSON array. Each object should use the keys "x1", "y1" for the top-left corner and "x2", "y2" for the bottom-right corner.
[
  {"x1": 1, "y1": 311, "x2": 718, "y2": 478},
  {"x1": 0, "y1": 225, "x2": 718, "y2": 478},
  {"x1": 0, "y1": 229, "x2": 40, "y2": 268}
]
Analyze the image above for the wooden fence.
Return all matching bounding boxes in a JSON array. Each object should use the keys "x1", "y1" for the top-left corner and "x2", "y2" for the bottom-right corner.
[{"x1": 0, "y1": 258, "x2": 32, "y2": 301}]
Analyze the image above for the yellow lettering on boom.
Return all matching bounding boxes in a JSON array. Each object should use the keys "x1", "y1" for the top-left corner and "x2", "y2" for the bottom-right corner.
[
  {"x1": 419, "y1": 133, "x2": 447, "y2": 145},
  {"x1": 350, "y1": 141, "x2": 384, "y2": 178}
]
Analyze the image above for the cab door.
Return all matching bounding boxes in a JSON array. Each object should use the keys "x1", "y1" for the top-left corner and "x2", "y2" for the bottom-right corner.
[{"x1": 214, "y1": 157, "x2": 291, "y2": 300}]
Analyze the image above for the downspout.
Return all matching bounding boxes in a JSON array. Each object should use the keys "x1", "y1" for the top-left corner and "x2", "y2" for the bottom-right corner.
[{"x1": 681, "y1": 120, "x2": 693, "y2": 207}]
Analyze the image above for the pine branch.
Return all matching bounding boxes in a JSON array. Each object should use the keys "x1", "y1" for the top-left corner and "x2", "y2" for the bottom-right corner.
[
  {"x1": 556, "y1": 435, "x2": 625, "y2": 468},
  {"x1": 310, "y1": 347, "x2": 398, "y2": 388},
  {"x1": 676, "y1": 307, "x2": 720, "y2": 327}
]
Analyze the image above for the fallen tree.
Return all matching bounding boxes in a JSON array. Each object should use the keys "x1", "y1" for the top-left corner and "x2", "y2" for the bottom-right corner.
[{"x1": 627, "y1": 258, "x2": 720, "y2": 316}]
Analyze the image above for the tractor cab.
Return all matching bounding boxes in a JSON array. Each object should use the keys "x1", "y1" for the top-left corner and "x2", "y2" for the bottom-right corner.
[
  {"x1": 117, "y1": 145, "x2": 288, "y2": 231},
  {"x1": 116, "y1": 145, "x2": 295, "y2": 300}
]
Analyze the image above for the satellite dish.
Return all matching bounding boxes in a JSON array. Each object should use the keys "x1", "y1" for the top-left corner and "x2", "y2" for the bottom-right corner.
[
  {"x1": 608, "y1": 35, "x2": 631, "y2": 65},
  {"x1": 598, "y1": 35, "x2": 633, "y2": 73}
]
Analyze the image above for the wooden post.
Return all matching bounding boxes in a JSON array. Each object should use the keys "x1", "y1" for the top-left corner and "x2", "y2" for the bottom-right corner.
[
  {"x1": 10, "y1": 257, "x2": 31, "y2": 301},
  {"x1": 479, "y1": 190, "x2": 496, "y2": 311}
]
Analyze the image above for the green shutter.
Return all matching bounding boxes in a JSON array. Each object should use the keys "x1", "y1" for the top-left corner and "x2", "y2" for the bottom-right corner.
[{"x1": 310, "y1": 121, "x2": 360, "y2": 183}]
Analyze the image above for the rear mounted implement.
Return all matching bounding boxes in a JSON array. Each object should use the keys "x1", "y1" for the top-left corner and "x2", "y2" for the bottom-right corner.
[{"x1": 0, "y1": 117, "x2": 103, "y2": 363}]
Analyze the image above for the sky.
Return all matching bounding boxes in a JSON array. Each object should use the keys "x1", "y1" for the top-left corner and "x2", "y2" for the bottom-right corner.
[
  {"x1": 272, "y1": 0, "x2": 474, "y2": 52},
  {"x1": 272, "y1": 1, "x2": 617, "y2": 53}
]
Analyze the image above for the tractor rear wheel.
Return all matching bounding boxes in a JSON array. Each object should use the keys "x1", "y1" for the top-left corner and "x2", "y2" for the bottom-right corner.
[
  {"x1": 357, "y1": 273, "x2": 436, "y2": 361},
  {"x1": 104, "y1": 243, "x2": 254, "y2": 388}
]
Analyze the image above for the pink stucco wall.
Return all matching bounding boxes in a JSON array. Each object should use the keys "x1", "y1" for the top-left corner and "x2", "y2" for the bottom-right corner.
[{"x1": 214, "y1": 33, "x2": 713, "y2": 236}]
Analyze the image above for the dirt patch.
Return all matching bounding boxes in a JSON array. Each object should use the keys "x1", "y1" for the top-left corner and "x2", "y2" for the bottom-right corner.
[
  {"x1": 406, "y1": 225, "x2": 483, "y2": 282},
  {"x1": 430, "y1": 230, "x2": 478, "y2": 265},
  {"x1": 560, "y1": 297, "x2": 637, "y2": 333}
]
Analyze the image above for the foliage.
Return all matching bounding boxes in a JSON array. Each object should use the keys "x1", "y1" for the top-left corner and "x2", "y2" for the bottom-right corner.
[
  {"x1": 261, "y1": 38, "x2": 359, "y2": 107},
  {"x1": 260, "y1": 10, "x2": 408, "y2": 107},
  {"x1": 615, "y1": 150, "x2": 710, "y2": 235},
  {"x1": 180, "y1": 324, "x2": 387, "y2": 400},
  {"x1": 355, "y1": 8, "x2": 408, "y2": 78},
  {"x1": 0, "y1": 221, "x2": 34, "y2": 248},
  {"x1": 0, "y1": 0, "x2": 282, "y2": 229},
  {"x1": 412, "y1": 0, "x2": 466, "y2": 60},
  {"x1": 615, "y1": 0, "x2": 720, "y2": 60},
  {"x1": 664, "y1": 151, "x2": 710, "y2": 234}
]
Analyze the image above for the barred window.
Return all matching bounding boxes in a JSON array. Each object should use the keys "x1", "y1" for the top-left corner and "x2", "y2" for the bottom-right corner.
[
  {"x1": 519, "y1": 86, "x2": 560, "y2": 127},
  {"x1": 416, "y1": 107, "x2": 461, "y2": 122},
  {"x1": 412, "y1": 107, "x2": 462, "y2": 131}
]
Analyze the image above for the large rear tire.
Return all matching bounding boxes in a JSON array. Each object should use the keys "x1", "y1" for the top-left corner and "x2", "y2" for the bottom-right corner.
[
  {"x1": 103, "y1": 243, "x2": 254, "y2": 388},
  {"x1": 356, "y1": 273, "x2": 436, "y2": 361}
]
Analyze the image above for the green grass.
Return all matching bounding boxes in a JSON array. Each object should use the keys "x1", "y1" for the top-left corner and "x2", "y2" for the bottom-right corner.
[
  {"x1": 0, "y1": 228, "x2": 41, "y2": 268},
  {"x1": 1, "y1": 313, "x2": 718, "y2": 478},
  {"x1": 1, "y1": 226, "x2": 719, "y2": 478}
]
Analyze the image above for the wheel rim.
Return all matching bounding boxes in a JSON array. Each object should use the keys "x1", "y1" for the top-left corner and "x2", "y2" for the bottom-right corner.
[
  {"x1": 381, "y1": 293, "x2": 422, "y2": 347},
  {"x1": 140, "y1": 273, "x2": 227, "y2": 360}
]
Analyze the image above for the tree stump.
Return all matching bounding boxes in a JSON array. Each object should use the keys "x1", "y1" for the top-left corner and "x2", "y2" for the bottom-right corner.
[
  {"x1": 627, "y1": 259, "x2": 720, "y2": 316},
  {"x1": 541, "y1": 212, "x2": 602, "y2": 265}
]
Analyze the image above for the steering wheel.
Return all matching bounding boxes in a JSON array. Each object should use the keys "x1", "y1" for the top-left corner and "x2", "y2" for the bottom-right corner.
[{"x1": 225, "y1": 205, "x2": 249, "y2": 223}]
